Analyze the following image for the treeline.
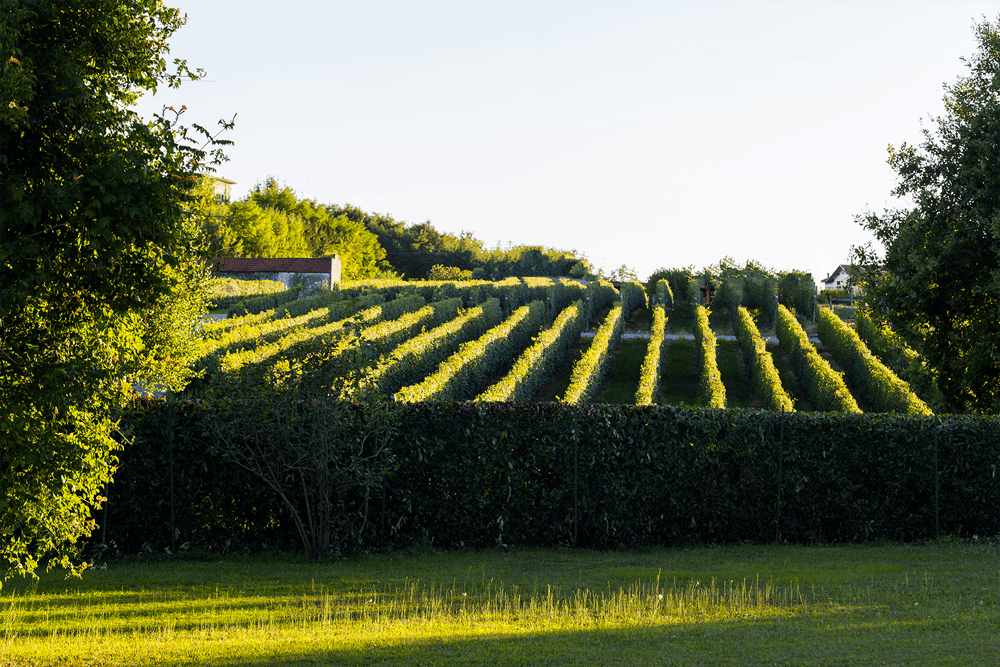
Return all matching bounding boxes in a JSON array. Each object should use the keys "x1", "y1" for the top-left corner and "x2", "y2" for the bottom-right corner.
[{"x1": 193, "y1": 176, "x2": 593, "y2": 281}]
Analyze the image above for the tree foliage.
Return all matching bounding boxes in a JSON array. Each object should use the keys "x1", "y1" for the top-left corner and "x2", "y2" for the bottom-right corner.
[
  {"x1": 0, "y1": 0, "x2": 232, "y2": 585},
  {"x1": 853, "y1": 16, "x2": 1000, "y2": 414}
]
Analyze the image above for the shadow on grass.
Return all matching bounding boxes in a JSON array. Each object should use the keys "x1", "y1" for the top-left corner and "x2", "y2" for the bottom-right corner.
[{"x1": 185, "y1": 612, "x2": 961, "y2": 667}]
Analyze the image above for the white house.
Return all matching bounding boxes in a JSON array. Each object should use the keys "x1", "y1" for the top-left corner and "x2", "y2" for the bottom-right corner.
[{"x1": 821, "y1": 264, "x2": 853, "y2": 292}]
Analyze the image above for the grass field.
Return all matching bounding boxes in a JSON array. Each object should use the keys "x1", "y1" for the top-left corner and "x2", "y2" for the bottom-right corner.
[{"x1": 3, "y1": 542, "x2": 997, "y2": 666}]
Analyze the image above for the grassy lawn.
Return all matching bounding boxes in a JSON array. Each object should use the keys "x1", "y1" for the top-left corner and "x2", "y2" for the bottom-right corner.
[
  {"x1": 3, "y1": 543, "x2": 997, "y2": 666},
  {"x1": 533, "y1": 336, "x2": 592, "y2": 402},
  {"x1": 594, "y1": 338, "x2": 647, "y2": 404},
  {"x1": 659, "y1": 339, "x2": 700, "y2": 406},
  {"x1": 766, "y1": 341, "x2": 815, "y2": 412},
  {"x1": 715, "y1": 340, "x2": 757, "y2": 409}
]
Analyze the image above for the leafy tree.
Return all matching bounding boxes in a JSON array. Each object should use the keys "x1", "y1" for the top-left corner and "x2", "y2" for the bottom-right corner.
[
  {"x1": 852, "y1": 16, "x2": 1000, "y2": 413},
  {"x1": 190, "y1": 177, "x2": 242, "y2": 257},
  {"x1": 322, "y1": 214, "x2": 391, "y2": 279},
  {"x1": 1, "y1": 0, "x2": 232, "y2": 585},
  {"x1": 226, "y1": 199, "x2": 310, "y2": 258}
]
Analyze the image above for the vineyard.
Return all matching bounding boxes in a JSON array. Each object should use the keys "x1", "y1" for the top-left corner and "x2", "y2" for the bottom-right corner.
[
  {"x1": 95, "y1": 275, "x2": 997, "y2": 557},
  {"x1": 191, "y1": 275, "x2": 932, "y2": 414}
]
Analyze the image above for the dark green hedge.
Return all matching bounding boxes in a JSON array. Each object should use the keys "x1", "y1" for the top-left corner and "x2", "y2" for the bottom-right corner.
[{"x1": 96, "y1": 401, "x2": 1000, "y2": 555}]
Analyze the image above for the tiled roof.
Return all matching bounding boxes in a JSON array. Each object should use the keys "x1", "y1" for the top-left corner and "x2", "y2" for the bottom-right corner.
[{"x1": 213, "y1": 257, "x2": 335, "y2": 273}]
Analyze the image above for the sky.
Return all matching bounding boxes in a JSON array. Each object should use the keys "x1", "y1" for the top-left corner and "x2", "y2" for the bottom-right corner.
[{"x1": 135, "y1": 1, "x2": 1000, "y2": 285}]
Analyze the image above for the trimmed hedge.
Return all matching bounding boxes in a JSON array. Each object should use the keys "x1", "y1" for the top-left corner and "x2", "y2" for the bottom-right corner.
[
  {"x1": 396, "y1": 300, "x2": 547, "y2": 403},
  {"x1": 476, "y1": 299, "x2": 587, "y2": 403},
  {"x1": 734, "y1": 306, "x2": 794, "y2": 412},
  {"x1": 693, "y1": 305, "x2": 726, "y2": 408},
  {"x1": 817, "y1": 308, "x2": 931, "y2": 415},
  {"x1": 100, "y1": 400, "x2": 1000, "y2": 555},
  {"x1": 776, "y1": 305, "x2": 861, "y2": 413},
  {"x1": 635, "y1": 303, "x2": 667, "y2": 405}
]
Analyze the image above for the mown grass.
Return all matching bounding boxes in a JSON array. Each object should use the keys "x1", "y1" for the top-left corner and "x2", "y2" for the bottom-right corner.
[
  {"x1": 767, "y1": 341, "x2": 815, "y2": 412},
  {"x1": 594, "y1": 338, "x2": 647, "y2": 404},
  {"x1": 715, "y1": 339, "x2": 757, "y2": 409},
  {"x1": 2, "y1": 543, "x2": 997, "y2": 666},
  {"x1": 660, "y1": 338, "x2": 700, "y2": 406}
]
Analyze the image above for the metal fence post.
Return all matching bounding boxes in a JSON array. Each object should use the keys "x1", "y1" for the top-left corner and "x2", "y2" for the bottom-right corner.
[
  {"x1": 775, "y1": 416, "x2": 784, "y2": 544},
  {"x1": 574, "y1": 416, "x2": 579, "y2": 549},
  {"x1": 168, "y1": 402, "x2": 176, "y2": 555},
  {"x1": 935, "y1": 421, "x2": 940, "y2": 541}
]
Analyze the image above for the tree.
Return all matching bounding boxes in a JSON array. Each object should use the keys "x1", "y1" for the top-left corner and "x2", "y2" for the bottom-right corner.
[
  {"x1": 1, "y1": 0, "x2": 232, "y2": 585},
  {"x1": 852, "y1": 16, "x2": 1000, "y2": 414}
]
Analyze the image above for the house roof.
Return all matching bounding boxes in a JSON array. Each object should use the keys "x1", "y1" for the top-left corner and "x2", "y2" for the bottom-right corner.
[
  {"x1": 213, "y1": 257, "x2": 336, "y2": 273},
  {"x1": 822, "y1": 264, "x2": 851, "y2": 284}
]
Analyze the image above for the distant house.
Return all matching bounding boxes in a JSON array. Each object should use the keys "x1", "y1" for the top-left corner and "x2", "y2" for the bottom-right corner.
[
  {"x1": 821, "y1": 264, "x2": 854, "y2": 292},
  {"x1": 212, "y1": 256, "x2": 343, "y2": 291},
  {"x1": 207, "y1": 176, "x2": 236, "y2": 204}
]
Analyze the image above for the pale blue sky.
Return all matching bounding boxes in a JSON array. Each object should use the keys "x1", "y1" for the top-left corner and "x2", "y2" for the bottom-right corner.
[{"x1": 136, "y1": 1, "x2": 999, "y2": 284}]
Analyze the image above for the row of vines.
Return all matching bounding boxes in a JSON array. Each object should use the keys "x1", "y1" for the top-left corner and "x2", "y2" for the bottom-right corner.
[{"x1": 195, "y1": 275, "x2": 932, "y2": 414}]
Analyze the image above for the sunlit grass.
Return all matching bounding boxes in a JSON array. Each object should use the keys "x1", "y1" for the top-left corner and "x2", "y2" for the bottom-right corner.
[
  {"x1": 2, "y1": 544, "x2": 998, "y2": 666},
  {"x1": 1, "y1": 574, "x2": 816, "y2": 665}
]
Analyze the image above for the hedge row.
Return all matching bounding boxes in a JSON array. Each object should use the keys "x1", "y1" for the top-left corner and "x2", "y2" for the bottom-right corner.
[
  {"x1": 734, "y1": 306, "x2": 794, "y2": 412},
  {"x1": 227, "y1": 285, "x2": 312, "y2": 317},
  {"x1": 776, "y1": 305, "x2": 861, "y2": 413},
  {"x1": 619, "y1": 280, "x2": 647, "y2": 314},
  {"x1": 209, "y1": 295, "x2": 426, "y2": 389},
  {"x1": 343, "y1": 277, "x2": 585, "y2": 322},
  {"x1": 101, "y1": 400, "x2": 1000, "y2": 555},
  {"x1": 358, "y1": 298, "x2": 504, "y2": 399},
  {"x1": 476, "y1": 299, "x2": 587, "y2": 403},
  {"x1": 562, "y1": 302, "x2": 624, "y2": 404},
  {"x1": 195, "y1": 294, "x2": 388, "y2": 371},
  {"x1": 355, "y1": 297, "x2": 463, "y2": 359},
  {"x1": 635, "y1": 303, "x2": 667, "y2": 406},
  {"x1": 854, "y1": 310, "x2": 943, "y2": 409},
  {"x1": 693, "y1": 305, "x2": 726, "y2": 408},
  {"x1": 195, "y1": 306, "x2": 337, "y2": 373},
  {"x1": 653, "y1": 278, "x2": 673, "y2": 309},
  {"x1": 396, "y1": 300, "x2": 547, "y2": 403},
  {"x1": 207, "y1": 278, "x2": 289, "y2": 311},
  {"x1": 817, "y1": 308, "x2": 931, "y2": 415}
]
